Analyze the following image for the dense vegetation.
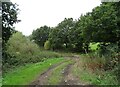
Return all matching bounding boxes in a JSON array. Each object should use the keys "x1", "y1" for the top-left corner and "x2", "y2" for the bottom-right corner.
[
  {"x1": 30, "y1": 2, "x2": 120, "y2": 84},
  {"x1": 2, "y1": 1, "x2": 120, "y2": 85},
  {"x1": 2, "y1": 2, "x2": 61, "y2": 73}
]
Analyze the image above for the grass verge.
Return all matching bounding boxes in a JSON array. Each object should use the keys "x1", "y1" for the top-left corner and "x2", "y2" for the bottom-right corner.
[
  {"x1": 48, "y1": 59, "x2": 74, "y2": 85},
  {"x1": 72, "y1": 55, "x2": 118, "y2": 85},
  {"x1": 3, "y1": 58, "x2": 65, "y2": 85},
  {"x1": 0, "y1": 72, "x2": 1, "y2": 86}
]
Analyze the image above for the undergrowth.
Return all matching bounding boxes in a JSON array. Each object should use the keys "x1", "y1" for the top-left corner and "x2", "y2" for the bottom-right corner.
[{"x1": 72, "y1": 54, "x2": 119, "y2": 85}]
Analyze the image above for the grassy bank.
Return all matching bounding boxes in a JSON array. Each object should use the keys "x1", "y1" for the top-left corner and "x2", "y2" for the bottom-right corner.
[
  {"x1": 72, "y1": 55, "x2": 118, "y2": 85},
  {"x1": 0, "y1": 76, "x2": 1, "y2": 87},
  {"x1": 3, "y1": 58, "x2": 65, "y2": 85}
]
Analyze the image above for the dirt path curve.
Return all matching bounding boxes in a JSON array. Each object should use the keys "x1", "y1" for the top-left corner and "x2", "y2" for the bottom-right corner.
[
  {"x1": 29, "y1": 59, "x2": 70, "y2": 86},
  {"x1": 59, "y1": 55, "x2": 85, "y2": 85},
  {"x1": 29, "y1": 55, "x2": 86, "y2": 86}
]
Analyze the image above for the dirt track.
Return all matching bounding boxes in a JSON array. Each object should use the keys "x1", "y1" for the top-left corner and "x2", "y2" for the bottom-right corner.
[{"x1": 29, "y1": 55, "x2": 86, "y2": 86}]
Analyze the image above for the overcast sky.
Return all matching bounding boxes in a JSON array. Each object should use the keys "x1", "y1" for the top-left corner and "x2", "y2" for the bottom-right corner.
[{"x1": 11, "y1": 0, "x2": 101, "y2": 36}]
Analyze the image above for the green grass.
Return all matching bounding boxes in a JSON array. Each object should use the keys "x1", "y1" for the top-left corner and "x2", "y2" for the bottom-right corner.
[
  {"x1": 73, "y1": 67, "x2": 118, "y2": 85},
  {"x1": 72, "y1": 55, "x2": 118, "y2": 85},
  {"x1": 0, "y1": 76, "x2": 2, "y2": 87},
  {"x1": 3, "y1": 58, "x2": 65, "y2": 85},
  {"x1": 48, "y1": 59, "x2": 74, "y2": 85}
]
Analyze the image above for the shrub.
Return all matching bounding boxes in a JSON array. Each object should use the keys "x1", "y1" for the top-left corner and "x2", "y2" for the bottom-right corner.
[
  {"x1": 6, "y1": 32, "x2": 40, "y2": 65},
  {"x1": 3, "y1": 32, "x2": 62, "y2": 72},
  {"x1": 44, "y1": 40, "x2": 51, "y2": 50}
]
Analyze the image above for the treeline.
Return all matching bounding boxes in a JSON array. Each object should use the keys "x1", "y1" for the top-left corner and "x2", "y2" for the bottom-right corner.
[
  {"x1": 2, "y1": 1, "x2": 119, "y2": 78},
  {"x1": 31, "y1": 2, "x2": 119, "y2": 53},
  {"x1": 30, "y1": 2, "x2": 120, "y2": 79},
  {"x1": 2, "y1": 2, "x2": 119, "y2": 84}
]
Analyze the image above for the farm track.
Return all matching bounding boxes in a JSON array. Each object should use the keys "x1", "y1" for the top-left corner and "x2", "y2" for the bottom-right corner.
[
  {"x1": 29, "y1": 59, "x2": 70, "y2": 85},
  {"x1": 29, "y1": 55, "x2": 86, "y2": 86}
]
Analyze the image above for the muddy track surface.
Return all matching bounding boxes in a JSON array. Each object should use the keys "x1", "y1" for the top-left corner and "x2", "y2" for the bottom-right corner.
[
  {"x1": 29, "y1": 55, "x2": 86, "y2": 86},
  {"x1": 29, "y1": 59, "x2": 70, "y2": 86},
  {"x1": 59, "y1": 56, "x2": 84, "y2": 85}
]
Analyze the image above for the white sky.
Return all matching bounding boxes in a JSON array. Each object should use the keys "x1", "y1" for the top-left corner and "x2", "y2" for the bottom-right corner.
[{"x1": 11, "y1": 0, "x2": 101, "y2": 36}]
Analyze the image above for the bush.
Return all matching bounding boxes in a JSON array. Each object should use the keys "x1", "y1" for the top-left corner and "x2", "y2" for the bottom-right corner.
[
  {"x1": 44, "y1": 40, "x2": 51, "y2": 50},
  {"x1": 3, "y1": 32, "x2": 62, "y2": 72},
  {"x1": 5, "y1": 32, "x2": 40, "y2": 66}
]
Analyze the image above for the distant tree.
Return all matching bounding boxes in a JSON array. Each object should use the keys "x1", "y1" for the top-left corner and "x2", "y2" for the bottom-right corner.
[
  {"x1": 31, "y1": 25, "x2": 51, "y2": 47},
  {"x1": 49, "y1": 27, "x2": 63, "y2": 50},
  {"x1": 49, "y1": 18, "x2": 75, "y2": 50}
]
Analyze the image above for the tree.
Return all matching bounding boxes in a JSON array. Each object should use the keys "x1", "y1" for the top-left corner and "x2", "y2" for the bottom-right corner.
[
  {"x1": 31, "y1": 25, "x2": 51, "y2": 47},
  {"x1": 2, "y1": 2, "x2": 20, "y2": 44},
  {"x1": 75, "y1": 3, "x2": 119, "y2": 53},
  {"x1": 77, "y1": 13, "x2": 93, "y2": 52},
  {"x1": 49, "y1": 27, "x2": 63, "y2": 50},
  {"x1": 91, "y1": 3, "x2": 118, "y2": 43},
  {"x1": 112, "y1": 2, "x2": 120, "y2": 50},
  {"x1": 49, "y1": 18, "x2": 75, "y2": 50},
  {"x1": 2, "y1": 2, "x2": 20, "y2": 63}
]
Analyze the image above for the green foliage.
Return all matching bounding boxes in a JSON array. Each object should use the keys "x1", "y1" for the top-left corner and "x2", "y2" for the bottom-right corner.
[
  {"x1": 96, "y1": 43, "x2": 119, "y2": 72},
  {"x1": 44, "y1": 40, "x2": 51, "y2": 50},
  {"x1": 2, "y1": 2, "x2": 20, "y2": 69},
  {"x1": 49, "y1": 27, "x2": 63, "y2": 50},
  {"x1": 3, "y1": 32, "x2": 61, "y2": 72},
  {"x1": 49, "y1": 18, "x2": 77, "y2": 50},
  {"x1": 89, "y1": 43, "x2": 99, "y2": 51},
  {"x1": 31, "y1": 25, "x2": 51, "y2": 47},
  {"x1": 2, "y1": 2, "x2": 20, "y2": 44},
  {"x1": 90, "y1": 3, "x2": 118, "y2": 43},
  {"x1": 3, "y1": 32, "x2": 38, "y2": 67},
  {"x1": 32, "y1": 3, "x2": 119, "y2": 53},
  {"x1": 3, "y1": 2, "x2": 120, "y2": 85}
]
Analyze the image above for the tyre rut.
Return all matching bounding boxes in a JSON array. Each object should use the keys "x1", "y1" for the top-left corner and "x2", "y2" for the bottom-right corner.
[
  {"x1": 29, "y1": 59, "x2": 70, "y2": 86},
  {"x1": 59, "y1": 56, "x2": 85, "y2": 85}
]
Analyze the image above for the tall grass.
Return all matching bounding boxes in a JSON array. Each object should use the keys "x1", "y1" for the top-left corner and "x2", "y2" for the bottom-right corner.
[
  {"x1": 72, "y1": 55, "x2": 118, "y2": 85},
  {"x1": 81, "y1": 54, "x2": 106, "y2": 71}
]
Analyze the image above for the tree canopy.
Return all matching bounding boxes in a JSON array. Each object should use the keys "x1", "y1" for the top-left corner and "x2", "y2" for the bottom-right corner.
[
  {"x1": 31, "y1": 2, "x2": 119, "y2": 53},
  {"x1": 2, "y1": 2, "x2": 20, "y2": 44},
  {"x1": 31, "y1": 25, "x2": 51, "y2": 47}
]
